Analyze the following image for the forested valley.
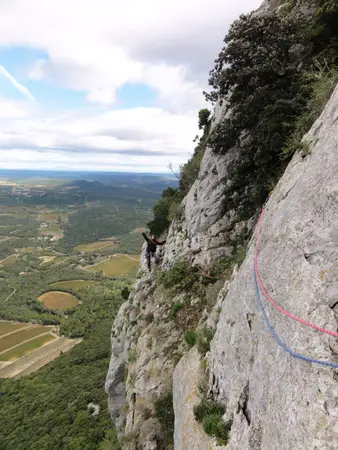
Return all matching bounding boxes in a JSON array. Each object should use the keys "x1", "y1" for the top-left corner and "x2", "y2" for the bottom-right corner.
[{"x1": 0, "y1": 172, "x2": 173, "y2": 449}]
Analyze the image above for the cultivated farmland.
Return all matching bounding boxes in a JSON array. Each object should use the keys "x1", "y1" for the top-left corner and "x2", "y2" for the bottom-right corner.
[
  {"x1": 50, "y1": 280, "x2": 99, "y2": 291},
  {"x1": 38, "y1": 212, "x2": 62, "y2": 222},
  {"x1": 39, "y1": 256, "x2": 56, "y2": 264},
  {"x1": 0, "y1": 326, "x2": 51, "y2": 353},
  {"x1": 0, "y1": 321, "x2": 80, "y2": 377},
  {"x1": 1, "y1": 254, "x2": 17, "y2": 266},
  {"x1": 74, "y1": 241, "x2": 117, "y2": 252},
  {"x1": 0, "y1": 321, "x2": 28, "y2": 337},
  {"x1": 0, "y1": 334, "x2": 56, "y2": 361},
  {"x1": 38, "y1": 291, "x2": 78, "y2": 309},
  {"x1": 86, "y1": 254, "x2": 140, "y2": 276},
  {"x1": 40, "y1": 225, "x2": 64, "y2": 240}
]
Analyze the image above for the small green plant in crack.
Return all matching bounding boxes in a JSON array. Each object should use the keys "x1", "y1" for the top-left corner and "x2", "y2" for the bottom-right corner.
[
  {"x1": 194, "y1": 399, "x2": 231, "y2": 445},
  {"x1": 172, "y1": 352, "x2": 183, "y2": 367},
  {"x1": 128, "y1": 372, "x2": 136, "y2": 388},
  {"x1": 127, "y1": 348, "x2": 138, "y2": 363},
  {"x1": 207, "y1": 246, "x2": 246, "y2": 280},
  {"x1": 154, "y1": 391, "x2": 175, "y2": 448},
  {"x1": 184, "y1": 330, "x2": 197, "y2": 347},
  {"x1": 197, "y1": 327, "x2": 215, "y2": 355},
  {"x1": 158, "y1": 260, "x2": 196, "y2": 290},
  {"x1": 300, "y1": 140, "x2": 311, "y2": 157},
  {"x1": 171, "y1": 301, "x2": 183, "y2": 317},
  {"x1": 121, "y1": 402, "x2": 130, "y2": 414},
  {"x1": 203, "y1": 414, "x2": 231, "y2": 444},
  {"x1": 200, "y1": 358, "x2": 207, "y2": 371},
  {"x1": 197, "y1": 371, "x2": 209, "y2": 397}
]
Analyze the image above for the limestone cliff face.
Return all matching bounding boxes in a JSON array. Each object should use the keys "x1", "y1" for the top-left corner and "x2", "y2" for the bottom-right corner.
[
  {"x1": 163, "y1": 100, "x2": 253, "y2": 271},
  {"x1": 105, "y1": 2, "x2": 338, "y2": 448},
  {"x1": 104, "y1": 94, "x2": 247, "y2": 448},
  {"x1": 106, "y1": 80, "x2": 338, "y2": 450},
  {"x1": 106, "y1": 81, "x2": 338, "y2": 448},
  {"x1": 207, "y1": 85, "x2": 338, "y2": 450}
]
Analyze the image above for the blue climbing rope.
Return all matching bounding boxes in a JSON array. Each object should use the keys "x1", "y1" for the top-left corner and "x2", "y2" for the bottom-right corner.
[{"x1": 253, "y1": 264, "x2": 338, "y2": 369}]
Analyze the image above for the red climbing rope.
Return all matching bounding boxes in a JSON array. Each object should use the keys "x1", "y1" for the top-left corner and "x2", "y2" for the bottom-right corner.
[{"x1": 254, "y1": 207, "x2": 338, "y2": 339}]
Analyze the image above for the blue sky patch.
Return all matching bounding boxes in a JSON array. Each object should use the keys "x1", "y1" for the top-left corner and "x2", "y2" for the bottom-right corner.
[
  {"x1": 115, "y1": 83, "x2": 157, "y2": 109},
  {"x1": 0, "y1": 47, "x2": 47, "y2": 75}
]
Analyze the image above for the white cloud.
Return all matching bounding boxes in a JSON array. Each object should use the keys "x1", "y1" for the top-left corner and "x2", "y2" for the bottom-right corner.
[
  {"x1": 0, "y1": 0, "x2": 262, "y2": 171},
  {"x1": 0, "y1": 0, "x2": 261, "y2": 110},
  {"x1": 0, "y1": 66, "x2": 35, "y2": 100},
  {"x1": 0, "y1": 97, "x2": 34, "y2": 118},
  {"x1": 0, "y1": 100, "x2": 197, "y2": 172}
]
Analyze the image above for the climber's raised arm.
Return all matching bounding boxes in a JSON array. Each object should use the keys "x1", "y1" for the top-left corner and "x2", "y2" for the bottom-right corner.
[{"x1": 142, "y1": 232, "x2": 151, "y2": 243}]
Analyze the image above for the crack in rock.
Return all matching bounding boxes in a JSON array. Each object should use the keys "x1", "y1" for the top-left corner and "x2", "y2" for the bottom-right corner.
[{"x1": 237, "y1": 382, "x2": 251, "y2": 426}]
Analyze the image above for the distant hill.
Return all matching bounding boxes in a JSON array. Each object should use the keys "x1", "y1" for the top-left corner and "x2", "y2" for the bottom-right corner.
[{"x1": 65, "y1": 179, "x2": 161, "y2": 201}]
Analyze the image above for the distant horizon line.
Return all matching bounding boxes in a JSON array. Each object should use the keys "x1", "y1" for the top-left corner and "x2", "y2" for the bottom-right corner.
[{"x1": 0, "y1": 168, "x2": 174, "y2": 176}]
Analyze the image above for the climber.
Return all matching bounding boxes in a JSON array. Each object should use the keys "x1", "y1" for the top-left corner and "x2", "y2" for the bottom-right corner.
[{"x1": 141, "y1": 231, "x2": 166, "y2": 270}]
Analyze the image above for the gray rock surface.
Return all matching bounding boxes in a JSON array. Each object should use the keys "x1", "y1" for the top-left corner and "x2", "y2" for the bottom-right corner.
[
  {"x1": 106, "y1": 82, "x2": 338, "y2": 449},
  {"x1": 106, "y1": 82, "x2": 338, "y2": 448},
  {"x1": 173, "y1": 348, "x2": 217, "y2": 450},
  {"x1": 210, "y1": 84, "x2": 338, "y2": 450},
  {"x1": 105, "y1": 1, "x2": 338, "y2": 441},
  {"x1": 105, "y1": 301, "x2": 130, "y2": 433},
  {"x1": 163, "y1": 145, "x2": 249, "y2": 270},
  {"x1": 162, "y1": 96, "x2": 251, "y2": 270}
]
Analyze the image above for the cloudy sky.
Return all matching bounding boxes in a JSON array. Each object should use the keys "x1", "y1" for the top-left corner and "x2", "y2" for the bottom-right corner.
[{"x1": 0, "y1": 0, "x2": 261, "y2": 173}]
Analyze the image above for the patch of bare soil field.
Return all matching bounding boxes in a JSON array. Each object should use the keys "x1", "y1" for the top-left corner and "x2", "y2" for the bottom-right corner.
[{"x1": 0, "y1": 337, "x2": 82, "y2": 378}]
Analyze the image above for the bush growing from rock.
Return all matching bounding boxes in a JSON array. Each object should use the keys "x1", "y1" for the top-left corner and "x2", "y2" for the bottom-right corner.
[
  {"x1": 194, "y1": 399, "x2": 231, "y2": 445},
  {"x1": 184, "y1": 330, "x2": 197, "y2": 347}
]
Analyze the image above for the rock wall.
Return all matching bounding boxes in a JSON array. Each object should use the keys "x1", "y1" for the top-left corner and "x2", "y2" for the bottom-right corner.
[
  {"x1": 162, "y1": 101, "x2": 253, "y2": 270},
  {"x1": 106, "y1": 82, "x2": 338, "y2": 448},
  {"x1": 208, "y1": 84, "x2": 338, "y2": 450},
  {"x1": 105, "y1": 1, "x2": 338, "y2": 448}
]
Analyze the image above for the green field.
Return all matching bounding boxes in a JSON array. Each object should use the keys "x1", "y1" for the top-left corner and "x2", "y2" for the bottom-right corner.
[
  {"x1": 40, "y1": 225, "x2": 63, "y2": 235},
  {"x1": 1, "y1": 254, "x2": 17, "y2": 266},
  {"x1": 15, "y1": 177, "x2": 71, "y2": 187},
  {"x1": 50, "y1": 280, "x2": 99, "y2": 291},
  {"x1": 0, "y1": 334, "x2": 57, "y2": 361},
  {"x1": 40, "y1": 226, "x2": 64, "y2": 241},
  {"x1": 0, "y1": 326, "x2": 50, "y2": 353},
  {"x1": 0, "y1": 322, "x2": 28, "y2": 337},
  {"x1": 74, "y1": 241, "x2": 117, "y2": 252},
  {"x1": 0, "y1": 172, "x2": 161, "y2": 448},
  {"x1": 18, "y1": 246, "x2": 37, "y2": 254},
  {"x1": 38, "y1": 291, "x2": 78, "y2": 309},
  {"x1": 87, "y1": 254, "x2": 140, "y2": 276},
  {"x1": 0, "y1": 207, "x2": 30, "y2": 217},
  {"x1": 51, "y1": 257, "x2": 67, "y2": 265},
  {"x1": 39, "y1": 256, "x2": 56, "y2": 264}
]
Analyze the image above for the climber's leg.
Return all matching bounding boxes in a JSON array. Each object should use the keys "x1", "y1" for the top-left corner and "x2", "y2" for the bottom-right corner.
[{"x1": 146, "y1": 251, "x2": 151, "y2": 270}]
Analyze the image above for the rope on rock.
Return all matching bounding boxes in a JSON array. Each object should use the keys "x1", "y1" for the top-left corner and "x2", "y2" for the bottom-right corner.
[
  {"x1": 253, "y1": 265, "x2": 338, "y2": 369},
  {"x1": 254, "y1": 208, "x2": 338, "y2": 339},
  {"x1": 253, "y1": 206, "x2": 338, "y2": 369}
]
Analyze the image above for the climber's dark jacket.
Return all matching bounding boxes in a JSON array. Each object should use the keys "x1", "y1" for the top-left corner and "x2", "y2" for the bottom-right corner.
[{"x1": 142, "y1": 232, "x2": 166, "y2": 253}]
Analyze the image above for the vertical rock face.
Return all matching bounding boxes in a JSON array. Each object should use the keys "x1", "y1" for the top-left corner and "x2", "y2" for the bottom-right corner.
[
  {"x1": 173, "y1": 348, "x2": 215, "y2": 450},
  {"x1": 106, "y1": 82, "x2": 338, "y2": 449},
  {"x1": 163, "y1": 100, "x2": 253, "y2": 270},
  {"x1": 105, "y1": 0, "x2": 338, "y2": 443},
  {"x1": 210, "y1": 85, "x2": 338, "y2": 450}
]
